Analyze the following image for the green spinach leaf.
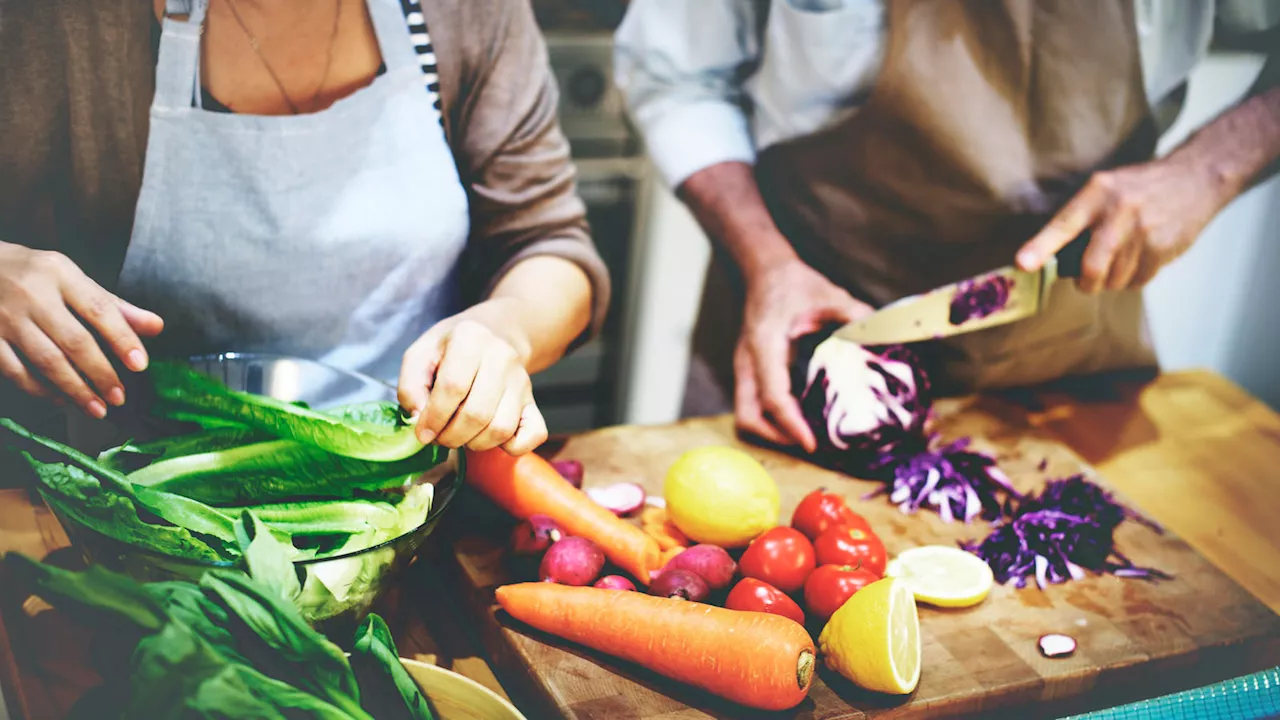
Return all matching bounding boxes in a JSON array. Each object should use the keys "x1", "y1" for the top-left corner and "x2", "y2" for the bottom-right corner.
[
  {"x1": 234, "y1": 512, "x2": 302, "y2": 603},
  {"x1": 144, "y1": 581, "x2": 251, "y2": 667},
  {"x1": 350, "y1": 613, "x2": 435, "y2": 720},
  {"x1": 4, "y1": 552, "x2": 167, "y2": 631},
  {"x1": 201, "y1": 570, "x2": 362, "y2": 712}
]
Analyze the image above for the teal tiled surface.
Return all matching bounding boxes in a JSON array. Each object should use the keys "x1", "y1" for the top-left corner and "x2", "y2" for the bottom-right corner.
[{"x1": 1061, "y1": 667, "x2": 1280, "y2": 720}]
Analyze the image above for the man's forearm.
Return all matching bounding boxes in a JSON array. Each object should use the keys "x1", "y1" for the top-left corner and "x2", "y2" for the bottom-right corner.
[
  {"x1": 1166, "y1": 85, "x2": 1280, "y2": 204},
  {"x1": 677, "y1": 162, "x2": 799, "y2": 283}
]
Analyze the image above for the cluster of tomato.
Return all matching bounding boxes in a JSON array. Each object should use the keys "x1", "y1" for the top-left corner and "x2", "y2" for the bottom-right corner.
[{"x1": 723, "y1": 489, "x2": 886, "y2": 625}]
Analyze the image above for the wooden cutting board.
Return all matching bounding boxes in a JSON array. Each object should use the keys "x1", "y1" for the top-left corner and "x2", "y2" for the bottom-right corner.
[{"x1": 445, "y1": 387, "x2": 1280, "y2": 719}]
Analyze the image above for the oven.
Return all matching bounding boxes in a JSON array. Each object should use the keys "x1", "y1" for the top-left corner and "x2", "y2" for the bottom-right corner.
[{"x1": 529, "y1": 25, "x2": 654, "y2": 435}]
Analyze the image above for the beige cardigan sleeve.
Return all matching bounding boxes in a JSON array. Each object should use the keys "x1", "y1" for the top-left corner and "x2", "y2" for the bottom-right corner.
[{"x1": 424, "y1": 0, "x2": 612, "y2": 345}]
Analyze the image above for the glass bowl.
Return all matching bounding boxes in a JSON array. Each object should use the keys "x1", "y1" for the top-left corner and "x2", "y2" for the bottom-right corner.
[{"x1": 56, "y1": 352, "x2": 463, "y2": 637}]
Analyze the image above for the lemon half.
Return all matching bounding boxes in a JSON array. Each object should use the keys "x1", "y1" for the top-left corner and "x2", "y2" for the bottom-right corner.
[
  {"x1": 885, "y1": 545, "x2": 994, "y2": 608},
  {"x1": 818, "y1": 577, "x2": 921, "y2": 695}
]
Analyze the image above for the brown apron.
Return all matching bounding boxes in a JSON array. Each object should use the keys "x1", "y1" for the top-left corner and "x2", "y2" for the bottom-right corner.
[{"x1": 683, "y1": 0, "x2": 1160, "y2": 417}]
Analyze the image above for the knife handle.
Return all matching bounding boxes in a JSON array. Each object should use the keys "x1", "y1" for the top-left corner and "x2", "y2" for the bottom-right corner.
[{"x1": 1055, "y1": 231, "x2": 1091, "y2": 279}]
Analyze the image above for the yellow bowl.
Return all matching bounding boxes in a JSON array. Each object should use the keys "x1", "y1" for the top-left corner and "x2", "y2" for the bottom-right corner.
[{"x1": 399, "y1": 658, "x2": 528, "y2": 720}]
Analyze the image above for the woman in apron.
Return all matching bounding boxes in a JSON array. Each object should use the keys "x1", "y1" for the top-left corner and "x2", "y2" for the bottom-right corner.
[
  {"x1": 0, "y1": 0, "x2": 610, "y2": 457},
  {"x1": 615, "y1": 0, "x2": 1280, "y2": 451}
]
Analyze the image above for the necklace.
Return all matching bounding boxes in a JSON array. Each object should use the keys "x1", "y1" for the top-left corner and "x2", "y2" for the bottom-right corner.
[{"x1": 222, "y1": 0, "x2": 343, "y2": 115}]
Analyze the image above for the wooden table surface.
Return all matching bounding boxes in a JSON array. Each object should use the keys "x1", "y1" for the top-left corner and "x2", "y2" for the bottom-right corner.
[{"x1": 2, "y1": 369, "x2": 1279, "y2": 719}]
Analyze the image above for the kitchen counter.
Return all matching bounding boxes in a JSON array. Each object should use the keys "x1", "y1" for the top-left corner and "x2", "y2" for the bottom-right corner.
[{"x1": 2, "y1": 369, "x2": 1279, "y2": 719}]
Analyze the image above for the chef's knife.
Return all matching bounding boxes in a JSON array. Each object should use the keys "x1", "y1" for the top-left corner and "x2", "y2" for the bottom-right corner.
[{"x1": 832, "y1": 232, "x2": 1089, "y2": 346}]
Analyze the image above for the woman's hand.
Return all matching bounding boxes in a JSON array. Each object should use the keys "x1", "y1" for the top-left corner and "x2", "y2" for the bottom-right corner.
[
  {"x1": 398, "y1": 299, "x2": 548, "y2": 455},
  {"x1": 0, "y1": 242, "x2": 164, "y2": 417},
  {"x1": 736, "y1": 258, "x2": 873, "y2": 452}
]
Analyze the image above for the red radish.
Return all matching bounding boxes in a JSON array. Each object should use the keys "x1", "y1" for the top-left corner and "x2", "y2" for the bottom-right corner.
[
  {"x1": 661, "y1": 545, "x2": 737, "y2": 590},
  {"x1": 540, "y1": 537, "x2": 605, "y2": 586},
  {"x1": 510, "y1": 515, "x2": 565, "y2": 556},
  {"x1": 593, "y1": 575, "x2": 637, "y2": 591},
  {"x1": 649, "y1": 568, "x2": 710, "y2": 602},
  {"x1": 550, "y1": 459, "x2": 584, "y2": 488},
  {"x1": 585, "y1": 482, "x2": 646, "y2": 516},
  {"x1": 1038, "y1": 634, "x2": 1077, "y2": 658}
]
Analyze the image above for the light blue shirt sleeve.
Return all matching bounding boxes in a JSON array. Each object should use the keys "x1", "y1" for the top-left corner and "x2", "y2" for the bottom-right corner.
[{"x1": 613, "y1": 0, "x2": 766, "y2": 189}]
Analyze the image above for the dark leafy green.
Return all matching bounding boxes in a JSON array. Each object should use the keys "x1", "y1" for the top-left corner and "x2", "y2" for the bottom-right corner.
[
  {"x1": 99, "y1": 426, "x2": 269, "y2": 472},
  {"x1": 235, "y1": 512, "x2": 302, "y2": 603},
  {"x1": 351, "y1": 613, "x2": 435, "y2": 720},
  {"x1": 127, "y1": 438, "x2": 441, "y2": 505},
  {"x1": 201, "y1": 570, "x2": 363, "y2": 712},
  {"x1": 244, "y1": 499, "x2": 401, "y2": 537},
  {"x1": 5, "y1": 553, "x2": 167, "y2": 631},
  {"x1": 2, "y1": 417, "x2": 136, "y2": 496},
  {"x1": 3, "y1": 419, "x2": 236, "y2": 558},
  {"x1": 150, "y1": 362, "x2": 425, "y2": 462},
  {"x1": 32, "y1": 461, "x2": 227, "y2": 561},
  {"x1": 145, "y1": 581, "x2": 252, "y2": 667},
  {"x1": 5, "y1": 552, "x2": 428, "y2": 719},
  {"x1": 134, "y1": 485, "x2": 239, "y2": 543}
]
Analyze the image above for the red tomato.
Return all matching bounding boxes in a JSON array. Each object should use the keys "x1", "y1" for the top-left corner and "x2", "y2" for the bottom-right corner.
[
  {"x1": 791, "y1": 489, "x2": 874, "y2": 540},
  {"x1": 724, "y1": 578, "x2": 806, "y2": 626},
  {"x1": 813, "y1": 525, "x2": 887, "y2": 577},
  {"x1": 737, "y1": 527, "x2": 816, "y2": 594},
  {"x1": 803, "y1": 564, "x2": 879, "y2": 620}
]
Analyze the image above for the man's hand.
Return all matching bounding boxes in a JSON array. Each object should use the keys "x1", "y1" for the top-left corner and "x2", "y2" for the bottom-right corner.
[
  {"x1": 736, "y1": 258, "x2": 873, "y2": 452},
  {"x1": 0, "y1": 241, "x2": 163, "y2": 417},
  {"x1": 1017, "y1": 83, "x2": 1280, "y2": 292},
  {"x1": 1015, "y1": 154, "x2": 1234, "y2": 293}
]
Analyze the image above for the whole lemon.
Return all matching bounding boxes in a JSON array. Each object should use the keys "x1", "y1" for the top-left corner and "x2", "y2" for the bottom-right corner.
[{"x1": 663, "y1": 446, "x2": 780, "y2": 548}]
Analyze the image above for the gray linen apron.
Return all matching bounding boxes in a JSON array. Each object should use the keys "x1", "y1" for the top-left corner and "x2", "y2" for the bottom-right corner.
[
  {"x1": 683, "y1": 0, "x2": 1160, "y2": 417},
  {"x1": 117, "y1": 0, "x2": 469, "y2": 403}
]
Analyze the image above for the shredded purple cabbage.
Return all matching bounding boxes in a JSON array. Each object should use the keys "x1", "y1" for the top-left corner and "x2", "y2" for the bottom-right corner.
[
  {"x1": 949, "y1": 275, "x2": 1014, "y2": 325},
  {"x1": 862, "y1": 437, "x2": 1021, "y2": 523},
  {"x1": 793, "y1": 332, "x2": 1019, "y2": 522},
  {"x1": 960, "y1": 475, "x2": 1171, "y2": 588}
]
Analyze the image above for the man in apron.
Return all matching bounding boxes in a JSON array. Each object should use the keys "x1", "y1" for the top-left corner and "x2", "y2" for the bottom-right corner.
[{"x1": 615, "y1": 0, "x2": 1280, "y2": 451}]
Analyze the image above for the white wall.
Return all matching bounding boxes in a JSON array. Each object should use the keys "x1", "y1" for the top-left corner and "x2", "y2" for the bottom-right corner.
[
  {"x1": 622, "y1": 52, "x2": 1280, "y2": 425},
  {"x1": 1144, "y1": 53, "x2": 1280, "y2": 409}
]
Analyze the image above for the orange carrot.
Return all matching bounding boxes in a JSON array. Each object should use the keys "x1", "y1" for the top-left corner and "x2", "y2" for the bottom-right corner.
[
  {"x1": 644, "y1": 521, "x2": 689, "y2": 551},
  {"x1": 640, "y1": 506, "x2": 668, "y2": 527},
  {"x1": 467, "y1": 449, "x2": 662, "y2": 584},
  {"x1": 496, "y1": 583, "x2": 815, "y2": 711}
]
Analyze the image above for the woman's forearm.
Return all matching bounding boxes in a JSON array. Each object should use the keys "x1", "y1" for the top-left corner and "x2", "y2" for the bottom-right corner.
[{"x1": 480, "y1": 254, "x2": 594, "y2": 374}]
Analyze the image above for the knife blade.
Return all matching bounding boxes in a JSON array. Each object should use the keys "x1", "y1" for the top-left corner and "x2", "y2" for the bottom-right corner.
[{"x1": 832, "y1": 232, "x2": 1089, "y2": 346}]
